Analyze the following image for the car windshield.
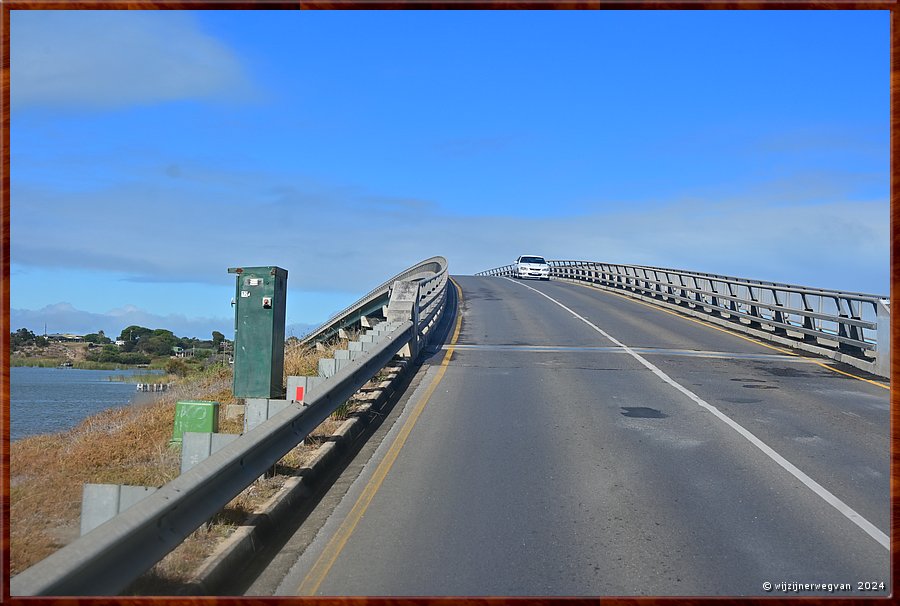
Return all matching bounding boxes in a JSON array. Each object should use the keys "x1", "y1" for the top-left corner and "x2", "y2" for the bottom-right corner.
[{"x1": 520, "y1": 256, "x2": 547, "y2": 264}]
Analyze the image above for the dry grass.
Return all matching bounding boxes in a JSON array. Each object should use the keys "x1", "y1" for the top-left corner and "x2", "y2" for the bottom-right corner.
[
  {"x1": 283, "y1": 340, "x2": 323, "y2": 377},
  {"x1": 282, "y1": 331, "x2": 358, "y2": 378},
  {"x1": 10, "y1": 398, "x2": 180, "y2": 572},
  {"x1": 11, "y1": 336, "x2": 392, "y2": 592},
  {"x1": 9, "y1": 364, "x2": 236, "y2": 575}
]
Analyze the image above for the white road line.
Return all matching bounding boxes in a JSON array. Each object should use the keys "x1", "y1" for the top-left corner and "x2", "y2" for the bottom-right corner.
[{"x1": 506, "y1": 277, "x2": 890, "y2": 551}]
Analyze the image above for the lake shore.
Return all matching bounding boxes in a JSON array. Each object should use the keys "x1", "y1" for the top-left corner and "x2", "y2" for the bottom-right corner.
[{"x1": 9, "y1": 341, "x2": 342, "y2": 592}]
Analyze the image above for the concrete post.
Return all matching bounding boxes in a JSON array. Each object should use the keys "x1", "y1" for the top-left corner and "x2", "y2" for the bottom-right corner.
[
  {"x1": 80, "y1": 484, "x2": 158, "y2": 536},
  {"x1": 318, "y1": 358, "x2": 337, "y2": 378},
  {"x1": 361, "y1": 316, "x2": 382, "y2": 328},
  {"x1": 386, "y1": 280, "x2": 420, "y2": 358},
  {"x1": 181, "y1": 432, "x2": 240, "y2": 474},
  {"x1": 243, "y1": 398, "x2": 291, "y2": 433},
  {"x1": 286, "y1": 376, "x2": 323, "y2": 404},
  {"x1": 876, "y1": 298, "x2": 891, "y2": 379}
]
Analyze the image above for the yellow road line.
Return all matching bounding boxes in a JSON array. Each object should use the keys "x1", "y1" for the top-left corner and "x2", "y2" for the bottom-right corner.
[
  {"x1": 297, "y1": 279, "x2": 464, "y2": 595},
  {"x1": 564, "y1": 279, "x2": 890, "y2": 390},
  {"x1": 809, "y1": 361, "x2": 890, "y2": 390}
]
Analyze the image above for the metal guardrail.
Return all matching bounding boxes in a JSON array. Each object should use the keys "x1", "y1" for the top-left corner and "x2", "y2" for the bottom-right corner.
[
  {"x1": 300, "y1": 256, "x2": 448, "y2": 345},
  {"x1": 477, "y1": 260, "x2": 889, "y2": 378},
  {"x1": 11, "y1": 257, "x2": 451, "y2": 596}
]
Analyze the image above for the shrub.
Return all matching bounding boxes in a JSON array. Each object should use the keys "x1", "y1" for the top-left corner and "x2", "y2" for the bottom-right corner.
[
  {"x1": 119, "y1": 352, "x2": 151, "y2": 365},
  {"x1": 165, "y1": 358, "x2": 190, "y2": 378}
]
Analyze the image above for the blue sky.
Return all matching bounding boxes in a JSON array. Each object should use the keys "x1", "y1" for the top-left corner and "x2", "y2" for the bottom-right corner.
[{"x1": 9, "y1": 10, "x2": 889, "y2": 339}]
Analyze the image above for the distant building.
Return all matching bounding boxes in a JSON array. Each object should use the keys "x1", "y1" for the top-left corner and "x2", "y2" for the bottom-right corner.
[
  {"x1": 115, "y1": 340, "x2": 126, "y2": 347},
  {"x1": 48, "y1": 333, "x2": 84, "y2": 342}
]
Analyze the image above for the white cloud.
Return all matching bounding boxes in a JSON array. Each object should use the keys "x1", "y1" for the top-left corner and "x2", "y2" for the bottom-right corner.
[
  {"x1": 418, "y1": 199, "x2": 887, "y2": 295},
  {"x1": 10, "y1": 11, "x2": 255, "y2": 110},
  {"x1": 10, "y1": 174, "x2": 890, "y2": 324}
]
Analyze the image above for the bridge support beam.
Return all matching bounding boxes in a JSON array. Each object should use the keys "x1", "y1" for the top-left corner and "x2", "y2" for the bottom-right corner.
[{"x1": 386, "y1": 280, "x2": 420, "y2": 359}]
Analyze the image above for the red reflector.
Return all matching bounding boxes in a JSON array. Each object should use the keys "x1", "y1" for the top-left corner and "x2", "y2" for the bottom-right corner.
[{"x1": 296, "y1": 386, "x2": 304, "y2": 402}]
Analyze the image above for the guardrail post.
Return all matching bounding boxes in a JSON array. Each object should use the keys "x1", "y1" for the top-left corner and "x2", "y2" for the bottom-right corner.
[
  {"x1": 677, "y1": 274, "x2": 690, "y2": 307},
  {"x1": 876, "y1": 299, "x2": 890, "y2": 378},
  {"x1": 724, "y1": 282, "x2": 737, "y2": 315},
  {"x1": 666, "y1": 273, "x2": 677, "y2": 303},
  {"x1": 80, "y1": 484, "x2": 158, "y2": 536},
  {"x1": 693, "y1": 276, "x2": 704, "y2": 306},
  {"x1": 836, "y1": 297, "x2": 864, "y2": 355},
  {"x1": 708, "y1": 279, "x2": 722, "y2": 315},
  {"x1": 386, "y1": 280, "x2": 421, "y2": 358},
  {"x1": 800, "y1": 294, "x2": 818, "y2": 342},
  {"x1": 746, "y1": 286, "x2": 763, "y2": 329},
  {"x1": 181, "y1": 432, "x2": 241, "y2": 474},
  {"x1": 771, "y1": 289, "x2": 789, "y2": 336}
]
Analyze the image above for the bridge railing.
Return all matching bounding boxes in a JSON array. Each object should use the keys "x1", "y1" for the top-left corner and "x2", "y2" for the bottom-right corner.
[
  {"x1": 478, "y1": 263, "x2": 516, "y2": 277},
  {"x1": 477, "y1": 260, "x2": 889, "y2": 379},
  {"x1": 11, "y1": 257, "x2": 451, "y2": 596},
  {"x1": 300, "y1": 256, "x2": 448, "y2": 345}
]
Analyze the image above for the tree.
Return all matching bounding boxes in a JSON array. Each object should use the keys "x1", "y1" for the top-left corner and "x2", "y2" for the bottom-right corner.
[
  {"x1": 118, "y1": 325, "x2": 152, "y2": 344},
  {"x1": 85, "y1": 346, "x2": 150, "y2": 365},
  {"x1": 145, "y1": 332, "x2": 177, "y2": 357},
  {"x1": 88, "y1": 345, "x2": 121, "y2": 363},
  {"x1": 84, "y1": 332, "x2": 112, "y2": 344},
  {"x1": 212, "y1": 331, "x2": 225, "y2": 350},
  {"x1": 11, "y1": 328, "x2": 36, "y2": 348},
  {"x1": 191, "y1": 348, "x2": 213, "y2": 360}
]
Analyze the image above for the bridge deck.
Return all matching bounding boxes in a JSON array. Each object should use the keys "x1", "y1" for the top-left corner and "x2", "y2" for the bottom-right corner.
[{"x1": 266, "y1": 275, "x2": 889, "y2": 596}]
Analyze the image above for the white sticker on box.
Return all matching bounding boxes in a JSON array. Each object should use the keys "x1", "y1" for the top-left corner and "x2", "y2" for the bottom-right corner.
[
  {"x1": 246, "y1": 278, "x2": 263, "y2": 286},
  {"x1": 241, "y1": 291, "x2": 251, "y2": 298}
]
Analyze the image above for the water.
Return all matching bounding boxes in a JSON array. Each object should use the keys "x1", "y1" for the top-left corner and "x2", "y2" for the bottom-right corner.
[{"x1": 9, "y1": 367, "x2": 165, "y2": 441}]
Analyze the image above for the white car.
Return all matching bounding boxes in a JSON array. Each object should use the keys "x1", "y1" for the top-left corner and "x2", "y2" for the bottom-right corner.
[{"x1": 514, "y1": 255, "x2": 551, "y2": 280}]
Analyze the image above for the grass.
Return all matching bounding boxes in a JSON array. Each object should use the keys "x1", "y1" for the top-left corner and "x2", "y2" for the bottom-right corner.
[
  {"x1": 9, "y1": 336, "x2": 385, "y2": 591},
  {"x1": 106, "y1": 373, "x2": 168, "y2": 383},
  {"x1": 10, "y1": 398, "x2": 182, "y2": 571},
  {"x1": 11, "y1": 356, "x2": 69, "y2": 368},
  {"x1": 10, "y1": 356, "x2": 159, "y2": 371},
  {"x1": 71, "y1": 361, "x2": 136, "y2": 370},
  {"x1": 9, "y1": 363, "x2": 238, "y2": 575}
]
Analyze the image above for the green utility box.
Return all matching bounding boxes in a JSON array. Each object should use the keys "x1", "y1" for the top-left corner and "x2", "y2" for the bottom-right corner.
[
  {"x1": 228, "y1": 265, "x2": 288, "y2": 399},
  {"x1": 171, "y1": 400, "x2": 219, "y2": 444}
]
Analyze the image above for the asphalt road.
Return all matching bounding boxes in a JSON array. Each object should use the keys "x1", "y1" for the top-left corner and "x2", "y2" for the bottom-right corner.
[{"x1": 269, "y1": 275, "x2": 890, "y2": 597}]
